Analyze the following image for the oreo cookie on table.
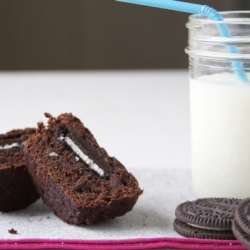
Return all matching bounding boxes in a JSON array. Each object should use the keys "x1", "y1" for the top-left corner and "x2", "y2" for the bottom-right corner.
[
  {"x1": 174, "y1": 198, "x2": 241, "y2": 239},
  {"x1": 232, "y1": 197, "x2": 250, "y2": 249}
]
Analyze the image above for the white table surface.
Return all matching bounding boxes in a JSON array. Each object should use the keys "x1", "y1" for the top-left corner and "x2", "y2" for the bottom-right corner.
[
  {"x1": 1, "y1": 71, "x2": 243, "y2": 250},
  {"x1": 0, "y1": 70, "x2": 191, "y2": 170},
  {"x1": 0, "y1": 70, "x2": 195, "y2": 248}
]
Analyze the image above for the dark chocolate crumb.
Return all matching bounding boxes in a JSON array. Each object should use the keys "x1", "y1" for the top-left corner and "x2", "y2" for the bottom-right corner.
[
  {"x1": 8, "y1": 228, "x2": 17, "y2": 234},
  {"x1": 73, "y1": 179, "x2": 93, "y2": 192},
  {"x1": 111, "y1": 175, "x2": 121, "y2": 189}
]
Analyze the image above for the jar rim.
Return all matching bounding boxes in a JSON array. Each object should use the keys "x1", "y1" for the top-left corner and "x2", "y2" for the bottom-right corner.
[
  {"x1": 189, "y1": 11, "x2": 250, "y2": 24},
  {"x1": 185, "y1": 47, "x2": 250, "y2": 60}
]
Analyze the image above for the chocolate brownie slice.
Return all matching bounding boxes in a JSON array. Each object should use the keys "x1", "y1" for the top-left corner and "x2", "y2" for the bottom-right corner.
[
  {"x1": 0, "y1": 128, "x2": 39, "y2": 212},
  {"x1": 24, "y1": 113, "x2": 142, "y2": 225}
]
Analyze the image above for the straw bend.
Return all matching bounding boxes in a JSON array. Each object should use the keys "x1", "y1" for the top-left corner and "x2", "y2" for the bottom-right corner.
[
  {"x1": 201, "y1": 5, "x2": 223, "y2": 21},
  {"x1": 116, "y1": 0, "x2": 249, "y2": 83}
]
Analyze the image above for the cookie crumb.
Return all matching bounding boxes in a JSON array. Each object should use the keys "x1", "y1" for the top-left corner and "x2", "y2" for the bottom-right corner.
[{"x1": 8, "y1": 228, "x2": 17, "y2": 234}]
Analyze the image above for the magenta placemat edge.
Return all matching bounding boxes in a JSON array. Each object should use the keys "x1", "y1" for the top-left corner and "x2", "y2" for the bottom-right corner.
[{"x1": 0, "y1": 237, "x2": 246, "y2": 250}]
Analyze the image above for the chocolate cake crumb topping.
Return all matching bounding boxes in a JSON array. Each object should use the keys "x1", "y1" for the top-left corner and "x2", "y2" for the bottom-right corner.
[{"x1": 8, "y1": 228, "x2": 17, "y2": 234}]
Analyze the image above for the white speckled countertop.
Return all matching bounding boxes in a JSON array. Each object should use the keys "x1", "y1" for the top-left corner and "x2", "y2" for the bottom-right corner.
[
  {"x1": 0, "y1": 70, "x2": 201, "y2": 249},
  {"x1": 0, "y1": 168, "x2": 195, "y2": 240},
  {"x1": 0, "y1": 70, "x2": 191, "y2": 171}
]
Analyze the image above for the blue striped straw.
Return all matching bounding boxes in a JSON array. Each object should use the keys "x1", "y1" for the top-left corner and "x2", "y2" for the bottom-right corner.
[{"x1": 117, "y1": 0, "x2": 248, "y2": 83}]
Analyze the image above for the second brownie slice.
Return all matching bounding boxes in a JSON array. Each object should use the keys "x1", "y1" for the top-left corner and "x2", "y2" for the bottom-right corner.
[{"x1": 24, "y1": 113, "x2": 142, "y2": 225}]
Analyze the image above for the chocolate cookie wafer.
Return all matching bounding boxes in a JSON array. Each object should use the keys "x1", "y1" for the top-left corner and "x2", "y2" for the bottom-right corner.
[
  {"x1": 0, "y1": 128, "x2": 39, "y2": 211},
  {"x1": 174, "y1": 198, "x2": 241, "y2": 239},
  {"x1": 232, "y1": 197, "x2": 250, "y2": 249}
]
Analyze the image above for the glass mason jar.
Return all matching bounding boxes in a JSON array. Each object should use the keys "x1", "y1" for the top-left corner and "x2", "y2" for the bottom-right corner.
[{"x1": 185, "y1": 11, "x2": 250, "y2": 198}]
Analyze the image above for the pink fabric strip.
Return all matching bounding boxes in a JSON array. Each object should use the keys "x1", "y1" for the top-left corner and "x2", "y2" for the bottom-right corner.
[{"x1": 0, "y1": 238, "x2": 246, "y2": 250}]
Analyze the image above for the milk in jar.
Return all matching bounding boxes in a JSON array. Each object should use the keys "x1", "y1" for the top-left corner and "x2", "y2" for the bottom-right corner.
[
  {"x1": 190, "y1": 73, "x2": 250, "y2": 198},
  {"x1": 186, "y1": 11, "x2": 250, "y2": 198}
]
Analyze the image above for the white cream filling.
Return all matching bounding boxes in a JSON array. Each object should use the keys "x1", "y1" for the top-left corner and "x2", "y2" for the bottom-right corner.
[
  {"x1": 187, "y1": 223, "x2": 231, "y2": 231},
  {"x1": 49, "y1": 152, "x2": 59, "y2": 157},
  {"x1": 0, "y1": 142, "x2": 22, "y2": 150},
  {"x1": 58, "y1": 135, "x2": 104, "y2": 177}
]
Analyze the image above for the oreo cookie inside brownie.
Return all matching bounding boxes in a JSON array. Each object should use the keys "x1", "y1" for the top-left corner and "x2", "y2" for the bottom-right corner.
[
  {"x1": 24, "y1": 113, "x2": 142, "y2": 225},
  {"x1": 0, "y1": 128, "x2": 39, "y2": 212}
]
